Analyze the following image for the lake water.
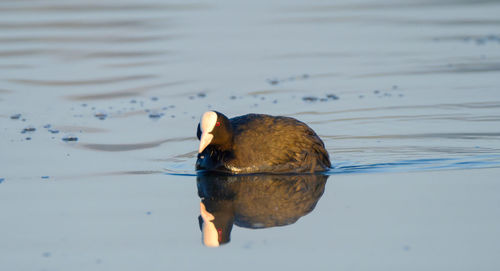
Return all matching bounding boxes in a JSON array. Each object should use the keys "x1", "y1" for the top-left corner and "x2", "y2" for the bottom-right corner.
[{"x1": 1, "y1": 0, "x2": 500, "y2": 270}]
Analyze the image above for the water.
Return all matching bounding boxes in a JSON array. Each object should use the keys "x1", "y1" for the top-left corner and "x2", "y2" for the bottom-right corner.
[{"x1": 1, "y1": 0, "x2": 500, "y2": 270}]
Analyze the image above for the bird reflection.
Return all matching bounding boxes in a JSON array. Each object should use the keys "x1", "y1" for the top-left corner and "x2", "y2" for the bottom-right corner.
[{"x1": 196, "y1": 172, "x2": 329, "y2": 247}]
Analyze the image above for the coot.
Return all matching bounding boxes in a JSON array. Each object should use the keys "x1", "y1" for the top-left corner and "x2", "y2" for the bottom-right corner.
[{"x1": 196, "y1": 111, "x2": 331, "y2": 173}]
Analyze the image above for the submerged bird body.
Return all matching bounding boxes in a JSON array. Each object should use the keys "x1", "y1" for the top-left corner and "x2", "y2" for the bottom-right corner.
[{"x1": 196, "y1": 111, "x2": 331, "y2": 174}]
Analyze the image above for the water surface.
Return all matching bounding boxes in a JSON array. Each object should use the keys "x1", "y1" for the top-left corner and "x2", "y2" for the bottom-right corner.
[{"x1": 1, "y1": 0, "x2": 500, "y2": 270}]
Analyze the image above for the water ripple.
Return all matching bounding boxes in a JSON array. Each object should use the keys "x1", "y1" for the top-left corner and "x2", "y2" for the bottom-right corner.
[
  {"x1": 325, "y1": 132, "x2": 500, "y2": 140},
  {"x1": 163, "y1": 154, "x2": 500, "y2": 177},
  {"x1": 0, "y1": 35, "x2": 177, "y2": 44},
  {"x1": 0, "y1": 3, "x2": 209, "y2": 13},
  {"x1": 291, "y1": 101, "x2": 500, "y2": 116},
  {"x1": 66, "y1": 80, "x2": 189, "y2": 101},
  {"x1": 330, "y1": 155, "x2": 500, "y2": 174},
  {"x1": 81, "y1": 137, "x2": 194, "y2": 152},
  {"x1": 309, "y1": 114, "x2": 500, "y2": 124},
  {"x1": 8, "y1": 74, "x2": 156, "y2": 87},
  {"x1": 0, "y1": 21, "x2": 156, "y2": 30}
]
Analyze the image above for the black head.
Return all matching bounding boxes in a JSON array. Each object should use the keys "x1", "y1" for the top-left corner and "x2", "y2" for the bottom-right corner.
[{"x1": 197, "y1": 111, "x2": 233, "y2": 153}]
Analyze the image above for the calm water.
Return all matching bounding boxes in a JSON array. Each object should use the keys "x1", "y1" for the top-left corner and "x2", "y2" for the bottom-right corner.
[{"x1": 1, "y1": 0, "x2": 500, "y2": 270}]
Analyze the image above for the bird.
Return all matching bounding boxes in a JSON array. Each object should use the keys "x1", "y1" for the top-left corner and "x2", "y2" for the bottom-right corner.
[{"x1": 196, "y1": 111, "x2": 331, "y2": 173}]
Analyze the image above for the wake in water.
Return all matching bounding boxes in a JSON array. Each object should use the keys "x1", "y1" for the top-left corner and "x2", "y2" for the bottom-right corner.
[{"x1": 163, "y1": 154, "x2": 500, "y2": 176}]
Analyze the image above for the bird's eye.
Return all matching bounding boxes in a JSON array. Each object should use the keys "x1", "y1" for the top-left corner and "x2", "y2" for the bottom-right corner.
[{"x1": 216, "y1": 122, "x2": 220, "y2": 127}]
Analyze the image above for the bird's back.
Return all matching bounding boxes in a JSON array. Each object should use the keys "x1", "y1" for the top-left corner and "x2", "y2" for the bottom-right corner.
[{"x1": 227, "y1": 114, "x2": 331, "y2": 173}]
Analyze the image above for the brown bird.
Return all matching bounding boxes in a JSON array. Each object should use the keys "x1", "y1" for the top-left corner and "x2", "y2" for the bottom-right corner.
[{"x1": 196, "y1": 111, "x2": 331, "y2": 173}]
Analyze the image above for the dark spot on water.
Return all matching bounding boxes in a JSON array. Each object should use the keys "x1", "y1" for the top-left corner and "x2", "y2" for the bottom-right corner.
[
  {"x1": 0, "y1": 178, "x2": 4, "y2": 184},
  {"x1": 171, "y1": 115, "x2": 175, "y2": 118},
  {"x1": 189, "y1": 96, "x2": 195, "y2": 100},
  {"x1": 91, "y1": 107, "x2": 96, "y2": 110},
  {"x1": 267, "y1": 78, "x2": 279, "y2": 85},
  {"x1": 81, "y1": 103, "x2": 87, "y2": 107},
  {"x1": 94, "y1": 112, "x2": 107, "y2": 120},
  {"x1": 22, "y1": 118, "x2": 26, "y2": 122},
  {"x1": 151, "y1": 96, "x2": 158, "y2": 101},
  {"x1": 41, "y1": 176, "x2": 49, "y2": 179},
  {"x1": 320, "y1": 98, "x2": 328, "y2": 102},
  {"x1": 326, "y1": 94, "x2": 339, "y2": 100},
  {"x1": 302, "y1": 73, "x2": 310, "y2": 79},
  {"x1": 25, "y1": 137, "x2": 31, "y2": 140},
  {"x1": 21, "y1": 127, "x2": 36, "y2": 134},
  {"x1": 144, "y1": 109, "x2": 150, "y2": 113},
  {"x1": 392, "y1": 85, "x2": 398, "y2": 90},
  {"x1": 197, "y1": 92, "x2": 206, "y2": 98},
  {"x1": 43, "y1": 124, "x2": 51, "y2": 129},
  {"x1": 42, "y1": 252, "x2": 51, "y2": 258},
  {"x1": 229, "y1": 95, "x2": 237, "y2": 100},
  {"x1": 130, "y1": 99, "x2": 137, "y2": 104},
  {"x1": 169, "y1": 105, "x2": 175, "y2": 108},
  {"x1": 272, "y1": 99, "x2": 278, "y2": 104},
  {"x1": 403, "y1": 245, "x2": 411, "y2": 251},
  {"x1": 399, "y1": 94, "x2": 404, "y2": 97},
  {"x1": 359, "y1": 95, "x2": 364, "y2": 99},
  {"x1": 260, "y1": 97, "x2": 266, "y2": 100},
  {"x1": 62, "y1": 136, "x2": 78, "y2": 142},
  {"x1": 302, "y1": 96, "x2": 318, "y2": 102},
  {"x1": 148, "y1": 112, "x2": 164, "y2": 119},
  {"x1": 10, "y1": 113, "x2": 21, "y2": 120},
  {"x1": 146, "y1": 211, "x2": 152, "y2": 215},
  {"x1": 487, "y1": 34, "x2": 498, "y2": 41},
  {"x1": 48, "y1": 129, "x2": 59, "y2": 134},
  {"x1": 374, "y1": 90, "x2": 380, "y2": 94}
]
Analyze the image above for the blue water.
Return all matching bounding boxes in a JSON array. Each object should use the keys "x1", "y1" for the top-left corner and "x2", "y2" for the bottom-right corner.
[
  {"x1": 1, "y1": 0, "x2": 500, "y2": 270},
  {"x1": 331, "y1": 154, "x2": 500, "y2": 174}
]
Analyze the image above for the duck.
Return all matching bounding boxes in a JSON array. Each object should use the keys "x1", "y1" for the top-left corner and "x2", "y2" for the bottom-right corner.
[{"x1": 196, "y1": 111, "x2": 331, "y2": 173}]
